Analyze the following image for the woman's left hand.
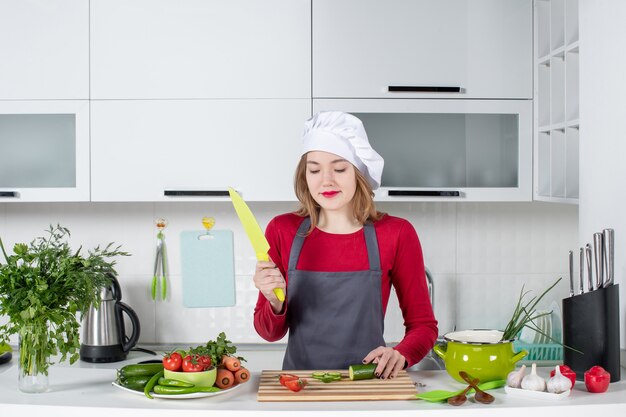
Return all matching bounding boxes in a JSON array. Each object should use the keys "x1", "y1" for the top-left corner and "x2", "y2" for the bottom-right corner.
[{"x1": 362, "y1": 347, "x2": 406, "y2": 379}]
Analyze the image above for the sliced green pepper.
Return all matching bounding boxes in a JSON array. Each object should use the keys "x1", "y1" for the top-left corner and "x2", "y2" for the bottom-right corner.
[{"x1": 311, "y1": 372, "x2": 342, "y2": 383}]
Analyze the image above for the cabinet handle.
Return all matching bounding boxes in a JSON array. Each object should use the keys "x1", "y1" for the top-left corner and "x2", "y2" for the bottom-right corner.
[
  {"x1": 388, "y1": 190, "x2": 460, "y2": 197},
  {"x1": 164, "y1": 190, "x2": 230, "y2": 197},
  {"x1": 0, "y1": 191, "x2": 18, "y2": 198},
  {"x1": 388, "y1": 86, "x2": 462, "y2": 93}
]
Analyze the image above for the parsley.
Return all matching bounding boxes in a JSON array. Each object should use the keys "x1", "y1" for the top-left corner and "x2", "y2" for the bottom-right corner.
[
  {"x1": 0, "y1": 225, "x2": 129, "y2": 376},
  {"x1": 190, "y1": 332, "x2": 245, "y2": 367}
]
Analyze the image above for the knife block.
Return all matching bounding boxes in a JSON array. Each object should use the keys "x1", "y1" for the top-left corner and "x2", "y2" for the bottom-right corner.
[{"x1": 562, "y1": 284, "x2": 620, "y2": 382}]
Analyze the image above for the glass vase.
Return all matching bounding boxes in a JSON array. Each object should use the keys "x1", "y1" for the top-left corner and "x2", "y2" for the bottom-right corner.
[{"x1": 18, "y1": 325, "x2": 49, "y2": 393}]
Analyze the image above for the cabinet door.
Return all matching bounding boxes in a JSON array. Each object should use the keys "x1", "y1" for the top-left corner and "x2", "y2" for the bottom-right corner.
[
  {"x1": 90, "y1": 0, "x2": 311, "y2": 99},
  {"x1": 313, "y1": 0, "x2": 532, "y2": 99},
  {"x1": 91, "y1": 100, "x2": 311, "y2": 202},
  {"x1": 314, "y1": 99, "x2": 532, "y2": 202},
  {"x1": 0, "y1": 0, "x2": 89, "y2": 99},
  {"x1": 0, "y1": 100, "x2": 90, "y2": 202}
]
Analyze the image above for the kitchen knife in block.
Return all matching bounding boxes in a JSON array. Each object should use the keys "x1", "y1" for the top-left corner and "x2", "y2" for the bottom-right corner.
[
  {"x1": 180, "y1": 230, "x2": 235, "y2": 307},
  {"x1": 228, "y1": 187, "x2": 285, "y2": 302}
]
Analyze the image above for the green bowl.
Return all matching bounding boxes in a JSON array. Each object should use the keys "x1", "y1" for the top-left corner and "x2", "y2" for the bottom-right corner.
[
  {"x1": 164, "y1": 366, "x2": 217, "y2": 387},
  {"x1": 433, "y1": 330, "x2": 527, "y2": 383}
]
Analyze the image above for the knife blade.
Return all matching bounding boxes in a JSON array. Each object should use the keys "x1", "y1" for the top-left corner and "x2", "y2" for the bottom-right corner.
[
  {"x1": 228, "y1": 187, "x2": 285, "y2": 302},
  {"x1": 578, "y1": 247, "x2": 584, "y2": 294},
  {"x1": 603, "y1": 228, "x2": 614, "y2": 287},
  {"x1": 568, "y1": 250, "x2": 574, "y2": 297},
  {"x1": 593, "y1": 232, "x2": 604, "y2": 291},
  {"x1": 585, "y1": 244, "x2": 593, "y2": 292}
]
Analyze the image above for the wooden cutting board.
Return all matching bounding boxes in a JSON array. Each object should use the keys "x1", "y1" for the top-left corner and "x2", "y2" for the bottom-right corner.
[{"x1": 257, "y1": 370, "x2": 417, "y2": 402}]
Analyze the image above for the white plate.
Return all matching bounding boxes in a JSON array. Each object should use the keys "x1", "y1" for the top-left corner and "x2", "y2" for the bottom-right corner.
[
  {"x1": 505, "y1": 385, "x2": 570, "y2": 400},
  {"x1": 112, "y1": 381, "x2": 242, "y2": 399}
]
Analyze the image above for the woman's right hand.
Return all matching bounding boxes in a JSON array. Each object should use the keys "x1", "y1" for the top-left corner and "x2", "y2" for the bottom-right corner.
[{"x1": 253, "y1": 260, "x2": 286, "y2": 313}]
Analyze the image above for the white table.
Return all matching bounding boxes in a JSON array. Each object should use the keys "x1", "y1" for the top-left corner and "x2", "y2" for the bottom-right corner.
[{"x1": 1, "y1": 348, "x2": 625, "y2": 417}]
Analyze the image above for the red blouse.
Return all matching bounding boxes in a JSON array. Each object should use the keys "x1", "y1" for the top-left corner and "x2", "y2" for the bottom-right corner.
[{"x1": 253, "y1": 212, "x2": 438, "y2": 368}]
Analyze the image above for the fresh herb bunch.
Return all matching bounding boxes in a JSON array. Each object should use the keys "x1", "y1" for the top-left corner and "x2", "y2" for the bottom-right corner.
[
  {"x1": 189, "y1": 332, "x2": 245, "y2": 367},
  {"x1": 0, "y1": 224, "x2": 129, "y2": 376},
  {"x1": 501, "y1": 277, "x2": 562, "y2": 341}
]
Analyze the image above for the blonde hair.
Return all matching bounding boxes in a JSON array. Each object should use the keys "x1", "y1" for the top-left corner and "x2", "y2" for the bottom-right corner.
[{"x1": 294, "y1": 155, "x2": 384, "y2": 234}]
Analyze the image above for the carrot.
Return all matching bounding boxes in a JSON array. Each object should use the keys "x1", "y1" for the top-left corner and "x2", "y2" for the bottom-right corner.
[
  {"x1": 216, "y1": 368, "x2": 235, "y2": 389},
  {"x1": 221, "y1": 355, "x2": 241, "y2": 372},
  {"x1": 234, "y1": 367, "x2": 250, "y2": 384}
]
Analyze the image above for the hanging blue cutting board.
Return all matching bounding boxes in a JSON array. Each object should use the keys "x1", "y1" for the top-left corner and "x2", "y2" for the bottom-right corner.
[{"x1": 180, "y1": 230, "x2": 235, "y2": 307}]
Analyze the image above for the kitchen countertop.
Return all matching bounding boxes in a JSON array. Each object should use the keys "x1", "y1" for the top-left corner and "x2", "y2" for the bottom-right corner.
[{"x1": 1, "y1": 348, "x2": 625, "y2": 417}]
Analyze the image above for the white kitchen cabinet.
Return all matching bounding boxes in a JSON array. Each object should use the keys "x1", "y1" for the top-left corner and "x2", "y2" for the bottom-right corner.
[
  {"x1": 90, "y1": 0, "x2": 310, "y2": 100},
  {"x1": 0, "y1": 0, "x2": 89, "y2": 99},
  {"x1": 534, "y1": 0, "x2": 579, "y2": 204},
  {"x1": 314, "y1": 99, "x2": 532, "y2": 202},
  {"x1": 0, "y1": 100, "x2": 90, "y2": 202},
  {"x1": 313, "y1": 0, "x2": 532, "y2": 99},
  {"x1": 90, "y1": 100, "x2": 311, "y2": 202}
]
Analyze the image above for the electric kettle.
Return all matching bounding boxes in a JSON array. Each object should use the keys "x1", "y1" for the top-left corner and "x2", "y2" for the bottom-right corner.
[{"x1": 80, "y1": 274, "x2": 141, "y2": 363}]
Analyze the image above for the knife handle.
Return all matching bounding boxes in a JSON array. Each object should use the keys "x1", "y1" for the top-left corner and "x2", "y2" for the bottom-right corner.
[
  {"x1": 273, "y1": 288, "x2": 286, "y2": 302},
  {"x1": 579, "y1": 247, "x2": 585, "y2": 294},
  {"x1": 568, "y1": 250, "x2": 574, "y2": 297},
  {"x1": 258, "y1": 252, "x2": 286, "y2": 302},
  {"x1": 603, "y1": 228, "x2": 614, "y2": 287},
  {"x1": 593, "y1": 233, "x2": 604, "y2": 290},
  {"x1": 585, "y1": 244, "x2": 593, "y2": 292}
]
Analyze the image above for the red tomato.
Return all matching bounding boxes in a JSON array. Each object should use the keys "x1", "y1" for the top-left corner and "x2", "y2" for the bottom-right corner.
[
  {"x1": 162, "y1": 352, "x2": 182, "y2": 371},
  {"x1": 284, "y1": 378, "x2": 307, "y2": 392},
  {"x1": 584, "y1": 366, "x2": 610, "y2": 393},
  {"x1": 278, "y1": 373, "x2": 299, "y2": 387},
  {"x1": 550, "y1": 365, "x2": 577, "y2": 389},
  {"x1": 197, "y1": 355, "x2": 212, "y2": 370},
  {"x1": 182, "y1": 354, "x2": 206, "y2": 372}
]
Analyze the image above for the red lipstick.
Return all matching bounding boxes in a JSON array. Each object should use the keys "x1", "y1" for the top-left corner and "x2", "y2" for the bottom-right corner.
[{"x1": 321, "y1": 191, "x2": 339, "y2": 198}]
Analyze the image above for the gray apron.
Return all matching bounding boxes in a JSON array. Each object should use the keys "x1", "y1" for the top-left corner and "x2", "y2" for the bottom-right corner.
[{"x1": 282, "y1": 217, "x2": 386, "y2": 370}]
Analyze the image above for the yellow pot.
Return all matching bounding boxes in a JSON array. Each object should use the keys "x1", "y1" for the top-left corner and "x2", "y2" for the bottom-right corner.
[{"x1": 433, "y1": 330, "x2": 527, "y2": 383}]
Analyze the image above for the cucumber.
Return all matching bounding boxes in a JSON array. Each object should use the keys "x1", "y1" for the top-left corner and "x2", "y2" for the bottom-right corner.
[
  {"x1": 118, "y1": 375, "x2": 151, "y2": 391},
  {"x1": 348, "y1": 363, "x2": 377, "y2": 381},
  {"x1": 117, "y1": 363, "x2": 164, "y2": 378}
]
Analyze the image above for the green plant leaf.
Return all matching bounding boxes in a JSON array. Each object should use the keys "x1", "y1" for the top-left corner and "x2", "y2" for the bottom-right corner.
[{"x1": 0, "y1": 224, "x2": 130, "y2": 376}]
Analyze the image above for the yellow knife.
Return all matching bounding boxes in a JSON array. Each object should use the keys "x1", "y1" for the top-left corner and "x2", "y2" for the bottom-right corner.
[{"x1": 228, "y1": 187, "x2": 285, "y2": 302}]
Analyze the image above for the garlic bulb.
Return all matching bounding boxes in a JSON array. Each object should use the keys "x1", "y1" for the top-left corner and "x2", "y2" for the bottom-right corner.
[
  {"x1": 547, "y1": 365, "x2": 572, "y2": 393},
  {"x1": 506, "y1": 364, "x2": 527, "y2": 388},
  {"x1": 521, "y1": 363, "x2": 546, "y2": 391}
]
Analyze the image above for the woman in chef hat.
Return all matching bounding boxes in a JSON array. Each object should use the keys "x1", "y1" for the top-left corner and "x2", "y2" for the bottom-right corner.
[{"x1": 253, "y1": 111, "x2": 437, "y2": 378}]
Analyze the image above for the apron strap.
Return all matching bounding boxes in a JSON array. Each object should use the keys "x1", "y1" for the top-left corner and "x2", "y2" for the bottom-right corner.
[
  {"x1": 288, "y1": 217, "x2": 311, "y2": 271},
  {"x1": 363, "y1": 222, "x2": 381, "y2": 271},
  {"x1": 288, "y1": 216, "x2": 380, "y2": 271}
]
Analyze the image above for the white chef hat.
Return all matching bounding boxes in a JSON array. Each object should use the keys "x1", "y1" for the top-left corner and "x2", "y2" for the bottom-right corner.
[{"x1": 301, "y1": 111, "x2": 384, "y2": 190}]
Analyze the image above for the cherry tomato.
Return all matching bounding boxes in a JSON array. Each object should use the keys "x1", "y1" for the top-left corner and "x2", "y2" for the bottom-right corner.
[
  {"x1": 284, "y1": 378, "x2": 307, "y2": 392},
  {"x1": 278, "y1": 373, "x2": 299, "y2": 387},
  {"x1": 197, "y1": 355, "x2": 212, "y2": 370},
  {"x1": 584, "y1": 365, "x2": 610, "y2": 393},
  {"x1": 550, "y1": 365, "x2": 576, "y2": 389},
  {"x1": 182, "y1": 354, "x2": 206, "y2": 372},
  {"x1": 162, "y1": 352, "x2": 182, "y2": 371}
]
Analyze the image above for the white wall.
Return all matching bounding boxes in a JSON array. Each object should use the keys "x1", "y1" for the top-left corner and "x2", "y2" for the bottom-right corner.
[
  {"x1": 579, "y1": 1, "x2": 626, "y2": 351},
  {"x1": 0, "y1": 201, "x2": 577, "y2": 347}
]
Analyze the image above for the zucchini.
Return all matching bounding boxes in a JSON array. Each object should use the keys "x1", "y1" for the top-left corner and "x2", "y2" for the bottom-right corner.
[
  {"x1": 117, "y1": 363, "x2": 164, "y2": 378},
  {"x1": 348, "y1": 363, "x2": 377, "y2": 381}
]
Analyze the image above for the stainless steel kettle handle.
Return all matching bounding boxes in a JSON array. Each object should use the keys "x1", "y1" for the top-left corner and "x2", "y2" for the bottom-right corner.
[{"x1": 116, "y1": 301, "x2": 141, "y2": 353}]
